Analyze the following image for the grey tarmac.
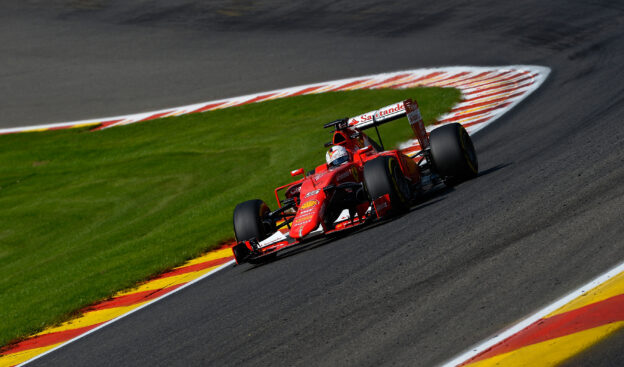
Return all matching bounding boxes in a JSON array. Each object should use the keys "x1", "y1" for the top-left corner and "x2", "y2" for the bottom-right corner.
[{"x1": 3, "y1": 1, "x2": 624, "y2": 366}]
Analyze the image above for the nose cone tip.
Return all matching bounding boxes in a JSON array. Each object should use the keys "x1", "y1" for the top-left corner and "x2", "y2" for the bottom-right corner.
[{"x1": 289, "y1": 214, "x2": 320, "y2": 239}]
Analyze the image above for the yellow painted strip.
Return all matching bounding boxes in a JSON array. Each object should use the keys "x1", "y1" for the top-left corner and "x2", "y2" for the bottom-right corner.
[
  {"x1": 35, "y1": 302, "x2": 150, "y2": 336},
  {"x1": 35, "y1": 262, "x2": 227, "y2": 336},
  {"x1": 69, "y1": 122, "x2": 100, "y2": 129},
  {"x1": 371, "y1": 75, "x2": 418, "y2": 89},
  {"x1": 465, "y1": 321, "x2": 624, "y2": 367},
  {"x1": 264, "y1": 90, "x2": 296, "y2": 101},
  {"x1": 548, "y1": 271, "x2": 624, "y2": 317},
  {"x1": 460, "y1": 92, "x2": 513, "y2": 106},
  {"x1": 439, "y1": 72, "x2": 502, "y2": 88},
  {"x1": 180, "y1": 248, "x2": 233, "y2": 267},
  {"x1": 460, "y1": 73, "x2": 521, "y2": 89},
  {"x1": 448, "y1": 113, "x2": 493, "y2": 125},
  {"x1": 113, "y1": 263, "x2": 225, "y2": 296},
  {"x1": 428, "y1": 74, "x2": 474, "y2": 87},
  {"x1": 0, "y1": 342, "x2": 63, "y2": 367},
  {"x1": 450, "y1": 99, "x2": 511, "y2": 118},
  {"x1": 342, "y1": 79, "x2": 378, "y2": 91},
  {"x1": 405, "y1": 73, "x2": 450, "y2": 87},
  {"x1": 309, "y1": 85, "x2": 336, "y2": 94}
]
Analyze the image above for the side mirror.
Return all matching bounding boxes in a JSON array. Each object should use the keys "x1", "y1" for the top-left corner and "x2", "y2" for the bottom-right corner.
[
  {"x1": 290, "y1": 168, "x2": 305, "y2": 177},
  {"x1": 359, "y1": 145, "x2": 373, "y2": 154}
]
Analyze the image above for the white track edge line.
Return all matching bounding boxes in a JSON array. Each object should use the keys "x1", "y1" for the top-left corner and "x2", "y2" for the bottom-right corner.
[
  {"x1": 441, "y1": 260, "x2": 624, "y2": 367},
  {"x1": 8, "y1": 65, "x2": 552, "y2": 365},
  {"x1": 16, "y1": 260, "x2": 236, "y2": 366},
  {"x1": 0, "y1": 65, "x2": 549, "y2": 134}
]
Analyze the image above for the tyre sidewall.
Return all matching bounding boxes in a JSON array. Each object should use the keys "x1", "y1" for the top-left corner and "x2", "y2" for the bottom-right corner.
[
  {"x1": 363, "y1": 156, "x2": 408, "y2": 214},
  {"x1": 233, "y1": 199, "x2": 271, "y2": 242},
  {"x1": 430, "y1": 123, "x2": 478, "y2": 183}
]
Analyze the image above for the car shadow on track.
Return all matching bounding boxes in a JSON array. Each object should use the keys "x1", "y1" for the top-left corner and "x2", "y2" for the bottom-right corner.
[
  {"x1": 477, "y1": 162, "x2": 512, "y2": 178},
  {"x1": 240, "y1": 199, "x2": 450, "y2": 270},
  {"x1": 239, "y1": 163, "x2": 512, "y2": 270}
]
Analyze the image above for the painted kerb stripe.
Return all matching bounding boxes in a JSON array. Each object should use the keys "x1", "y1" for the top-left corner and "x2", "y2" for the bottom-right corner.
[
  {"x1": 443, "y1": 261, "x2": 624, "y2": 367},
  {"x1": 0, "y1": 65, "x2": 550, "y2": 367}
]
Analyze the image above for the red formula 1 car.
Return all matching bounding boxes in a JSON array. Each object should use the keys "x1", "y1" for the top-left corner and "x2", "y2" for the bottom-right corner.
[{"x1": 231, "y1": 98, "x2": 478, "y2": 264}]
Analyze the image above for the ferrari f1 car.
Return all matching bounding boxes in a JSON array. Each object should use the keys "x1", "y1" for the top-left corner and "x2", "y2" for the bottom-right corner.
[{"x1": 231, "y1": 98, "x2": 478, "y2": 264}]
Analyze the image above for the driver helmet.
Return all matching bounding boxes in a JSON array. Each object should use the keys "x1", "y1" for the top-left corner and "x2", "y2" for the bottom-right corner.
[{"x1": 326, "y1": 145, "x2": 349, "y2": 167}]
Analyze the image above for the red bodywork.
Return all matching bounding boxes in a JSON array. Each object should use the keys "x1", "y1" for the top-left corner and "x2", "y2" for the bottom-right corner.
[{"x1": 234, "y1": 98, "x2": 430, "y2": 263}]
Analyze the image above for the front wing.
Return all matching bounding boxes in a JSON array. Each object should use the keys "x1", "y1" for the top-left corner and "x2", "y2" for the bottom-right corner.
[{"x1": 232, "y1": 199, "x2": 391, "y2": 264}]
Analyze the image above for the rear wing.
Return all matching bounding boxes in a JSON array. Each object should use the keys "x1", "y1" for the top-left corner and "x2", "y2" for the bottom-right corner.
[
  {"x1": 348, "y1": 99, "x2": 430, "y2": 150},
  {"x1": 347, "y1": 101, "x2": 407, "y2": 129}
]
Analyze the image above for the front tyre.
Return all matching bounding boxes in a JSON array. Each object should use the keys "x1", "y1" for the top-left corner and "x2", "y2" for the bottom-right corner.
[
  {"x1": 429, "y1": 123, "x2": 478, "y2": 185},
  {"x1": 363, "y1": 156, "x2": 410, "y2": 215},
  {"x1": 233, "y1": 199, "x2": 273, "y2": 243}
]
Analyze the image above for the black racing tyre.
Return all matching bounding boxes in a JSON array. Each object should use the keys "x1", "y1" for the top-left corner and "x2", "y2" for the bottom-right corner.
[
  {"x1": 363, "y1": 156, "x2": 410, "y2": 215},
  {"x1": 429, "y1": 123, "x2": 478, "y2": 184},
  {"x1": 233, "y1": 199, "x2": 273, "y2": 243}
]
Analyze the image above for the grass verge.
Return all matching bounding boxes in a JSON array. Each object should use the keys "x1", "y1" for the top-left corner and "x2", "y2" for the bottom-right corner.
[{"x1": 0, "y1": 87, "x2": 461, "y2": 347}]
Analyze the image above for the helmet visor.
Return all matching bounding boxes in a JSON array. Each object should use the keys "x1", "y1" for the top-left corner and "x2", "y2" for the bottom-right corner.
[{"x1": 331, "y1": 155, "x2": 349, "y2": 167}]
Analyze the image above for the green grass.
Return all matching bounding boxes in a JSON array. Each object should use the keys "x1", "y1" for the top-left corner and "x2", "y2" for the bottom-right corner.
[{"x1": 0, "y1": 87, "x2": 461, "y2": 347}]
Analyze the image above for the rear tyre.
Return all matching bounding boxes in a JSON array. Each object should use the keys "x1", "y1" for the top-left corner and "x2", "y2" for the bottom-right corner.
[
  {"x1": 233, "y1": 199, "x2": 273, "y2": 243},
  {"x1": 429, "y1": 123, "x2": 478, "y2": 185},
  {"x1": 363, "y1": 156, "x2": 410, "y2": 215}
]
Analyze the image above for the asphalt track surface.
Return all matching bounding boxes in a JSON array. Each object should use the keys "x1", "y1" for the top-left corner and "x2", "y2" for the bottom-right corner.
[{"x1": 3, "y1": 1, "x2": 624, "y2": 366}]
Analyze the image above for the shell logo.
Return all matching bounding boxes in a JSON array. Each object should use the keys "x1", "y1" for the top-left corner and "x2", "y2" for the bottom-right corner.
[{"x1": 300, "y1": 200, "x2": 319, "y2": 209}]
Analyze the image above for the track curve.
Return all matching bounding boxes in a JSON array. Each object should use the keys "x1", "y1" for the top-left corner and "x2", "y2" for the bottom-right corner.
[{"x1": 3, "y1": 1, "x2": 624, "y2": 366}]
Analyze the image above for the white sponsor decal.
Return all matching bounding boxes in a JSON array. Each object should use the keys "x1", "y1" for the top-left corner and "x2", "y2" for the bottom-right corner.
[
  {"x1": 334, "y1": 209, "x2": 352, "y2": 223},
  {"x1": 256, "y1": 230, "x2": 287, "y2": 248},
  {"x1": 375, "y1": 102, "x2": 406, "y2": 120},
  {"x1": 305, "y1": 189, "x2": 320, "y2": 198},
  {"x1": 348, "y1": 102, "x2": 406, "y2": 128}
]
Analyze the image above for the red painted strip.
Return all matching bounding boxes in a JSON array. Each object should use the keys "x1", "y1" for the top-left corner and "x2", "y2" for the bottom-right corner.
[
  {"x1": 86, "y1": 284, "x2": 185, "y2": 312},
  {"x1": 464, "y1": 72, "x2": 533, "y2": 93},
  {"x1": 1, "y1": 256, "x2": 233, "y2": 355},
  {"x1": 141, "y1": 111, "x2": 173, "y2": 122},
  {"x1": 458, "y1": 73, "x2": 525, "y2": 94},
  {"x1": 462, "y1": 116, "x2": 493, "y2": 128},
  {"x1": 449, "y1": 71, "x2": 514, "y2": 89},
  {"x1": 462, "y1": 71, "x2": 528, "y2": 90},
  {"x1": 421, "y1": 72, "x2": 471, "y2": 86},
  {"x1": 462, "y1": 85, "x2": 529, "y2": 103},
  {"x1": 452, "y1": 93, "x2": 522, "y2": 114},
  {"x1": 434, "y1": 71, "x2": 494, "y2": 87},
  {"x1": 289, "y1": 85, "x2": 327, "y2": 96},
  {"x1": 232, "y1": 93, "x2": 278, "y2": 107},
  {"x1": 390, "y1": 71, "x2": 446, "y2": 89},
  {"x1": 461, "y1": 294, "x2": 624, "y2": 366},
  {"x1": 90, "y1": 119, "x2": 124, "y2": 131},
  {"x1": 48, "y1": 125, "x2": 75, "y2": 131},
  {"x1": 470, "y1": 77, "x2": 535, "y2": 96},
  {"x1": 189, "y1": 101, "x2": 228, "y2": 114},
  {"x1": 86, "y1": 257, "x2": 232, "y2": 311},
  {"x1": 328, "y1": 79, "x2": 370, "y2": 91},
  {"x1": 366, "y1": 74, "x2": 412, "y2": 89},
  {"x1": 1, "y1": 322, "x2": 105, "y2": 355},
  {"x1": 155, "y1": 256, "x2": 233, "y2": 279},
  {"x1": 439, "y1": 102, "x2": 512, "y2": 124}
]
